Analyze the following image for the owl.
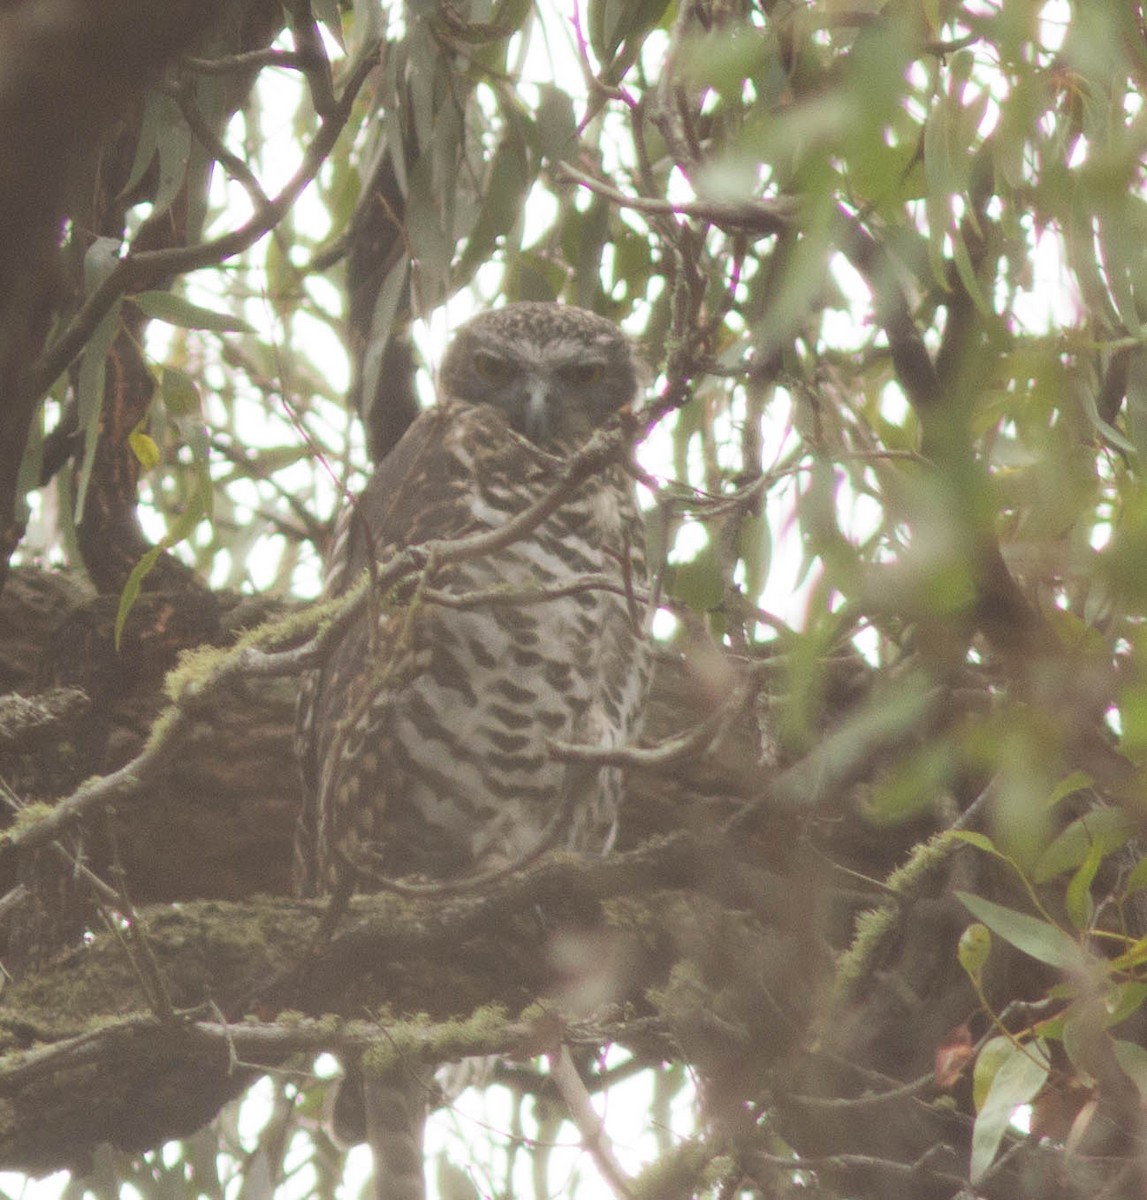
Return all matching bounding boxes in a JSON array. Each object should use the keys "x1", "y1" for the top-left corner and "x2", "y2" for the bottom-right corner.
[{"x1": 293, "y1": 302, "x2": 650, "y2": 1199}]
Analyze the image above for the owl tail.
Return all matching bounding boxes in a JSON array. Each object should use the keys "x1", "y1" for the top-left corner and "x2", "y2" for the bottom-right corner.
[{"x1": 334, "y1": 1062, "x2": 430, "y2": 1200}]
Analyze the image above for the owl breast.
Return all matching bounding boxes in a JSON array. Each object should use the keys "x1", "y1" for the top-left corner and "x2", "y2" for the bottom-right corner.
[{"x1": 310, "y1": 410, "x2": 648, "y2": 891}]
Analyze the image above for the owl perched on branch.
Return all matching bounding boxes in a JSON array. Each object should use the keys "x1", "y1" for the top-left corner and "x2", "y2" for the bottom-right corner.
[{"x1": 294, "y1": 302, "x2": 650, "y2": 1200}]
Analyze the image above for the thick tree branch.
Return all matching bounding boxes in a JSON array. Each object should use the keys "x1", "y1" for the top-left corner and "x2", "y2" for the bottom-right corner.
[{"x1": 0, "y1": 0, "x2": 233, "y2": 584}]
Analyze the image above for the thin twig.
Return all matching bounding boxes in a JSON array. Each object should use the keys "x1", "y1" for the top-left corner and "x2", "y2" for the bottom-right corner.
[
  {"x1": 163, "y1": 80, "x2": 271, "y2": 210},
  {"x1": 549, "y1": 1045, "x2": 635, "y2": 1200},
  {"x1": 556, "y1": 163, "x2": 795, "y2": 236},
  {"x1": 549, "y1": 673, "x2": 753, "y2": 770},
  {"x1": 182, "y1": 48, "x2": 311, "y2": 75}
]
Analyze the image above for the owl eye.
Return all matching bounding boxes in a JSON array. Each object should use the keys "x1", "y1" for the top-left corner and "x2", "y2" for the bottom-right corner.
[
  {"x1": 558, "y1": 362, "x2": 605, "y2": 387},
  {"x1": 472, "y1": 351, "x2": 516, "y2": 383}
]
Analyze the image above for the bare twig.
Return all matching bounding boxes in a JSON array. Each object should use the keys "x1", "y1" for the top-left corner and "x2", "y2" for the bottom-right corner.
[
  {"x1": 548, "y1": 672, "x2": 751, "y2": 770},
  {"x1": 549, "y1": 1044, "x2": 635, "y2": 1199},
  {"x1": 420, "y1": 573, "x2": 646, "y2": 612},
  {"x1": 164, "y1": 80, "x2": 271, "y2": 210},
  {"x1": 182, "y1": 48, "x2": 311, "y2": 75},
  {"x1": 556, "y1": 163, "x2": 795, "y2": 237}
]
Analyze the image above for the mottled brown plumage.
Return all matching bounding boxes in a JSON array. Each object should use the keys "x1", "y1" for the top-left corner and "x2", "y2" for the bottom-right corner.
[{"x1": 294, "y1": 302, "x2": 649, "y2": 1200}]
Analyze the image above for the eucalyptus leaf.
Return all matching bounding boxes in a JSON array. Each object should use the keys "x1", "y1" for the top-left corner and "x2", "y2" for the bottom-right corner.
[
  {"x1": 74, "y1": 301, "x2": 123, "y2": 526},
  {"x1": 971, "y1": 1039, "x2": 1049, "y2": 1181},
  {"x1": 956, "y1": 893, "x2": 1085, "y2": 971},
  {"x1": 133, "y1": 291, "x2": 254, "y2": 333}
]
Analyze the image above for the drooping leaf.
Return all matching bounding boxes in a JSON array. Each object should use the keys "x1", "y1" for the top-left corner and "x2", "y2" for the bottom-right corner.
[
  {"x1": 956, "y1": 893, "x2": 1085, "y2": 971},
  {"x1": 971, "y1": 1038, "x2": 1049, "y2": 1181},
  {"x1": 84, "y1": 237, "x2": 123, "y2": 293},
  {"x1": 132, "y1": 291, "x2": 254, "y2": 333},
  {"x1": 535, "y1": 85, "x2": 578, "y2": 165},
  {"x1": 128, "y1": 432, "x2": 160, "y2": 472},
  {"x1": 1113, "y1": 1039, "x2": 1147, "y2": 1097},
  {"x1": 114, "y1": 477, "x2": 211, "y2": 648},
  {"x1": 1031, "y1": 806, "x2": 1134, "y2": 884},
  {"x1": 311, "y1": 0, "x2": 345, "y2": 49},
  {"x1": 958, "y1": 922, "x2": 991, "y2": 985},
  {"x1": 74, "y1": 301, "x2": 123, "y2": 525},
  {"x1": 152, "y1": 92, "x2": 193, "y2": 219}
]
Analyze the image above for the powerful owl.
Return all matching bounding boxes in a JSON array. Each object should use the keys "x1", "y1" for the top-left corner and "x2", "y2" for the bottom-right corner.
[{"x1": 294, "y1": 302, "x2": 649, "y2": 1199}]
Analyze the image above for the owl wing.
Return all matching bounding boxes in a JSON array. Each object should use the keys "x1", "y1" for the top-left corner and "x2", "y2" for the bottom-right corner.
[
  {"x1": 294, "y1": 402, "x2": 552, "y2": 895},
  {"x1": 294, "y1": 403, "x2": 486, "y2": 896}
]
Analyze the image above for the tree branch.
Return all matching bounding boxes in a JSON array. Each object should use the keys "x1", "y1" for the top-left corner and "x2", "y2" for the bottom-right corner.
[{"x1": 26, "y1": 45, "x2": 380, "y2": 403}]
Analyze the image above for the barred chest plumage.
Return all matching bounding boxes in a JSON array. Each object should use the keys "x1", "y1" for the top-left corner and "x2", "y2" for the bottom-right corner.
[{"x1": 297, "y1": 401, "x2": 649, "y2": 897}]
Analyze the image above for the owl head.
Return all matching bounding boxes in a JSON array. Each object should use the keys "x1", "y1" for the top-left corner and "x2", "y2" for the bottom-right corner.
[{"x1": 439, "y1": 302, "x2": 639, "y2": 446}]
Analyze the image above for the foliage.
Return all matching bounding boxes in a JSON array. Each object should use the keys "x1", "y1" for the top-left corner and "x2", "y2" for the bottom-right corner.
[{"x1": 9, "y1": 0, "x2": 1147, "y2": 1198}]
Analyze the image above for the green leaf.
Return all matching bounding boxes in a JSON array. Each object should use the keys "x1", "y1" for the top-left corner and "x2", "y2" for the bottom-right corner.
[
  {"x1": 665, "y1": 539, "x2": 724, "y2": 613},
  {"x1": 945, "y1": 829, "x2": 999, "y2": 856},
  {"x1": 84, "y1": 236, "x2": 122, "y2": 293},
  {"x1": 1064, "y1": 839, "x2": 1102, "y2": 931},
  {"x1": 1126, "y1": 346, "x2": 1147, "y2": 461},
  {"x1": 535, "y1": 85, "x2": 578, "y2": 165},
  {"x1": 1032, "y1": 807, "x2": 1134, "y2": 884},
  {"x1": 679, "y1": 25, "x2": 768, "y2": 97},
  {"x1": 238, "y1": 1149, "x2": 273, "y2": 1200},
  {"x1": 455, "y1": 133, "x2": 534, "y2": 284},
  {"x1": 958, "y1": 922, "x2": 991, "y2": 985},
  {"x1": 129, "y1": 432, "x2": 160, "y2": 471},
  {"x1": 1106, "y1": 981, "x2": 1147, "y2": 1027},
  {"x1": 589, "y1": 0, "x2": 669, "y2": 62},
  {"x1": 1086, "y1": 397, "x2": 1139, "y2": 455},
  {"x1": 1113, "y1": 1039, "x2": 1147, "y2": 1097},
  {"x1": 358, "y1": 254, "x2": 410, "y2": 431},
  {"x1": 950, "y1": 224, "x2": 991, "y2": 317},
  {"x1": 956, "y1": 892, "x2": 1085, "y2": 971},
  {"x1": 972, "y1": 1035, "x2": 1013, "y2": 1111},
  {"x1": 1124, "y1": 854, "x2": 1147, "y2": 896},
  {"x1": 115, "y1": 544, "x2": 164, "y2": 648},
  {"x1": 311, "y1": 0, "x2": 345, "y2": 48},
  {"x1": 160, "y1": 367, "x2": 203, "y2": 418},
  {"x1": 736, "y1": 510, "x2": 771, "y2": 617},
  {"x1": 114, "y1": 482, "x2": 210, "y2": 648},
  {"x1": 1043, "y1": 770, "x2": 1094, "y2": 811},
  {"x1": 436, "y1": 1156, "x2": 481, "y2": 1200},
  {"x1": 133, "y1": 291, "x2": 254, "y2": 333},
  {"x1": 971, "y1": 1039, "x2": 1049, "y2": 1181},
  {"x1": 120, "y1": 92, "x2": 164, "y2": 200},
  {"x1": 865, "y1": 738, "x2": 956, "y2": 824},
  {"x1": 74, "y1": 301, "x2": 123, "y2": 525},
  {"x1": 152, "y1": 93, "x2": 192, "y2": 218}
]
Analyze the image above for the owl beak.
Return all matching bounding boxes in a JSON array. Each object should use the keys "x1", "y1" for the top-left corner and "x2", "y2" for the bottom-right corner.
[{"x1": 523, "y1": 380, "x2": 553, "y2": 442}]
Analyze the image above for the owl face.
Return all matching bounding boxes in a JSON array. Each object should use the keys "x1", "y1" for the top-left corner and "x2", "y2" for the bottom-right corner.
[{"x1": 439, "y1": 303, "x2": 639, "y2": 446}]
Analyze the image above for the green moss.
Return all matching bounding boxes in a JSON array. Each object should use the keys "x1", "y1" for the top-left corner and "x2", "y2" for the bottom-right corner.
[
  {"x1": 316, "y1": 1013, "x2": 344, "y2": 1036},
  {"x1": 142, "y1": 703, "x2": 180, "y2": 752},
  {"x1": 161, "y1": 578, "x2": 371, "y2": 705},
  {"x1": 5, "y1": 802, "x2": 54, "y2": 835},
  {"x1": 884, "y1": 829, "x2": 957, "y2": 894},
  {"x1": 163, "y1": 642, "x2": 228, "y2": 702},
  {"x1": 631, "y1": 1139, "x2": 715, "y2": 1200},
  {"x1": 359, "y1": 1005, "x2": 510, "y2": 1075},
  {"x1": 515, "y1": 1000, "x2": 550, "y2": 1024},
  {"x1": 832, "y1": 831, "x2": 958, "y2": 1003},
  {"x1": 701, "y1": 1155, "x2": 739, "y2": 1190}
]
